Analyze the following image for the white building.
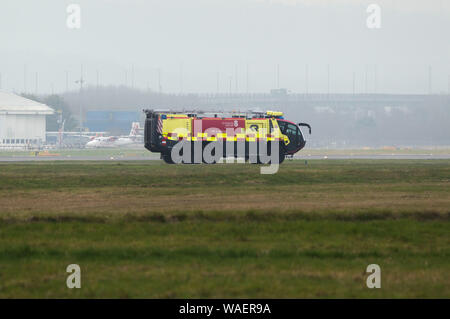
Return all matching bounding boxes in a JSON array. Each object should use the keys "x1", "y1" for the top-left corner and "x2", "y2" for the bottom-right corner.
[{"x1": 0, "y1": 92, "x2": 54, "y2": 149}]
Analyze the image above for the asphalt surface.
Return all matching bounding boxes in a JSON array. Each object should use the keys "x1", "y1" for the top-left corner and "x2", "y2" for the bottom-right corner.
[
  {"x1": 296, "y1": 154, "x2": 450, "y2": 160},
  {"x1": 1, "y1": 154, "x2": 450, "y2": 161}
]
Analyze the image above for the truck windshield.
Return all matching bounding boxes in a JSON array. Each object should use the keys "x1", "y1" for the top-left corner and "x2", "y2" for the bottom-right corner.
[
  {"x1": 277, "y1": 120, "x2": 305, "y2": 152},
  {"x1": 278, "y1": 121, "x2": 297, "y2": 137}
]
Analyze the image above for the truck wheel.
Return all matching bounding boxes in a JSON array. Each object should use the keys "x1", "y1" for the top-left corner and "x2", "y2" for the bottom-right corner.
[
  {"x1": 161, "y1": 153, "x2": 175, "y2": 164},
  {"x1": 202, "y1": 146, "x2": 217, "y2": 164}
]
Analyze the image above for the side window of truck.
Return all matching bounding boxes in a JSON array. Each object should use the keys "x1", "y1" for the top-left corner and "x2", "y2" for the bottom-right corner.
[{"x1": 277, "y1": 121, "x2": 287, "y2": 134}]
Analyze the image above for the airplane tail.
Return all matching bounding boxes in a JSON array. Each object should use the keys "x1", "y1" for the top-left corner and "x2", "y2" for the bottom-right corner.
[{"x1": 129, "y1": 122, "x2": 141, "y2": 137}]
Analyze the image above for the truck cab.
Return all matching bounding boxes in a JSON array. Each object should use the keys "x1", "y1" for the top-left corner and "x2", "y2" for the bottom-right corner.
[{"x1": 277, "y1": 120, "x2": 307, "y2": 155}]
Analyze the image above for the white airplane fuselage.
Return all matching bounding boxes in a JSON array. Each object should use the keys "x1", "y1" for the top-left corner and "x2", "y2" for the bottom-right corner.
[
  {"x1": 86, "y1": 137, "x2": 138, "y2": 148},
  {"x1": 85, "y1": 122, "x2": 142, "y2": 148}
]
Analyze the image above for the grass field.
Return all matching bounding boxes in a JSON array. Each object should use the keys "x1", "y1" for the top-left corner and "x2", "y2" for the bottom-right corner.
[
  {"x1": 0, "y1": 160, "x2": 449, "y2": 298},
  {"x1": 0, "y1": 148, "x2": 151, "y2": 158},
  {"x1": 1, "y1": 147, "x2": 450, "y2": 158}
]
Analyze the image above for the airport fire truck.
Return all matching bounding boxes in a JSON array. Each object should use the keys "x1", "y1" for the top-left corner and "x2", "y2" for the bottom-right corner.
[{"x1": 143, "y1": 109, "x2": 311, "y2": 164}]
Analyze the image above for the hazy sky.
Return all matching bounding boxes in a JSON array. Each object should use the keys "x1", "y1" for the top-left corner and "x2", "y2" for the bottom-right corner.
[{"x1": 1, "y1": 0, "x2": 449, "y2": 94}]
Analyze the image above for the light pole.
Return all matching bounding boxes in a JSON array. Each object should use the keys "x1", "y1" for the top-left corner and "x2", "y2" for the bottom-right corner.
[{"x1": 75, "y1": 70, "x2": 84, "y2": 146}]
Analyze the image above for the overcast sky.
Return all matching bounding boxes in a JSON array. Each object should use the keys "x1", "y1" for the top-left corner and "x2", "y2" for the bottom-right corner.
[{"x1": 1, "y1": 0, "x2": 449, "y2": 94}]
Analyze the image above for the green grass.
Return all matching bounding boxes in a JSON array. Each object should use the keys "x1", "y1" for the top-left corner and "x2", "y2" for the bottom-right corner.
[
  {"x1": 0, "y1": 148, "x2": 150, "y2": 158},
  {"x1": 0, "y1": 159, "x2": 449, "y2": 190},
  {"x1": 0, "y1": 160, "x2": 449, "y2": 298},
  {"x1": 1, "y1": 147, "x2": 449, "y2": 158}
]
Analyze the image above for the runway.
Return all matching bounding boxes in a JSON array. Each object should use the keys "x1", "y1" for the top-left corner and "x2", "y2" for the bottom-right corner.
[
  {"x1": 0, "y1": 154, "x2": 160, "y2": 161},
  {"x1": 295, "y1": 154, "x2": 450, "y2": 160}
]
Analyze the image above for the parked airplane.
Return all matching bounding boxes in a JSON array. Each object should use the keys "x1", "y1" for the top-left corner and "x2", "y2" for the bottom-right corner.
[
  {"x1": 85, "y1": 122, "x2": 143, "y2": 148},
  {"x1": 46, "y1": 120, "x2": 108, "y2": 147}
]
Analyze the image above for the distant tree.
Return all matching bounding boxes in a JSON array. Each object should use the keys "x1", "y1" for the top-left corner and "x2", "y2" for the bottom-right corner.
[{"x1": 21, "y1": 93, "x2": 77, "y2": 131}]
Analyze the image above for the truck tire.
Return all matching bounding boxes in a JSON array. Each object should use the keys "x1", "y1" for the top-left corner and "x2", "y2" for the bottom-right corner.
[
  {"x1": 161, "y1": 152, "x2": 175, "y2": 164},
  {"x1": 202, "y1": 144, "x2": 217, "y2": 164}
]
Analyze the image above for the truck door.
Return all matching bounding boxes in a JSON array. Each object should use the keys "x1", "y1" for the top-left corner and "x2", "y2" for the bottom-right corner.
[
  {"x1": 278, "y1": 121, "x2": 305, "y2": 154},
  {"x1": 246, "y1": 120, "x2": 269, "y2": 139}
]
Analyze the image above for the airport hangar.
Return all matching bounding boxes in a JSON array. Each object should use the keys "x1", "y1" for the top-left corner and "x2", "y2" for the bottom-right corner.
[{"x1": 0, "y1": 92, "x2": 54, "y2": 149}]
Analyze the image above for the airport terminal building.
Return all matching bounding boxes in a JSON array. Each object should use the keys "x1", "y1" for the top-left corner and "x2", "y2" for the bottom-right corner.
[{"x1": 0, "y1": 92, "x2": 54, "y2": 149}]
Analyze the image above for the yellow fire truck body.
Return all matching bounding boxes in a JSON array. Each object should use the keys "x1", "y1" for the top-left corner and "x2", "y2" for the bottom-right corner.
[{"x1": 144, "y1": 110, "x2": 310, "y2": 164}]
